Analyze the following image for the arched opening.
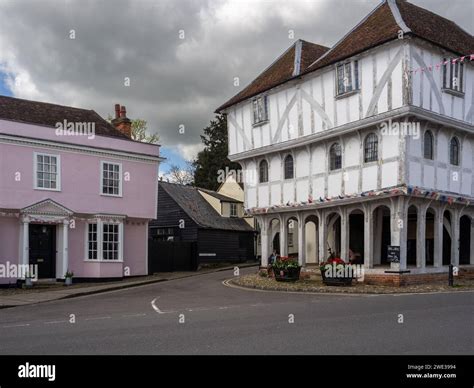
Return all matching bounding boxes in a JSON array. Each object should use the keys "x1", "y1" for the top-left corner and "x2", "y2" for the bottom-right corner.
[
  {"x1": 349, "y1": 209, "x2": 364, "y2": 264},
  {"x1": 425, "y1": 208, "x2": 435, "y2": 266},
  {"x1": 443, "y1": 210, "x2": 452, "y2": 265},
  {"x1": 407, "y1": 205, "x2": 418, "y2": 266},
  {"x1": 269, "y1": 218, "x2": 280, "y2": 254},
  {"x1": 286, "y1": 217, "x2": 298, "y2": 259},
  {"x1": 459, "y1": 215, "x2": 471, "y2": 265},
  {"x1": 304, "y1": 215, "x2": 319, "y2": 264},
  {"x1": 372, "y1": 205, "x2": 391, "y2": 266},
  {"x1": 326, "y1": 212, "x2": 341, "y2": 258}
]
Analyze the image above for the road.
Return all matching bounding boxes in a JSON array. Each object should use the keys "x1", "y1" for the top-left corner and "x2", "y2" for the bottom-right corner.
[{"x1": 0, "y1": 268, "x2": 472, "y2": 354}]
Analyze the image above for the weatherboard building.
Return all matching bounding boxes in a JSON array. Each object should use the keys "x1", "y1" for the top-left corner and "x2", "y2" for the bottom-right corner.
[{"x1": 217, "y1": 0, "x2": 474, "y2": 284}]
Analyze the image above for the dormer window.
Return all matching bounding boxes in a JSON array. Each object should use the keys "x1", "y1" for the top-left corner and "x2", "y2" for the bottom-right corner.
[
  {"x1": 252, "y1": 95, "x2": 268, "y2": 125},
  {"x1": 336, "y1": 60, "x2": 359, "y2": 96},
  {"x1": 443, "y1": 58, "x2": 464, "y2": 95}
]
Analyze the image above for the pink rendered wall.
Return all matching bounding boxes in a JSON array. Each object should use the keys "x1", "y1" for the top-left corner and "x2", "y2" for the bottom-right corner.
[
  {"x1": 0, "y1": 216, "x2": 19, "y2": 285},
  {"x1": 124, "y1": 221, "x2": 148, "y2": 276},
  {"x1": 67, "y1": 220, "x2": 148, "y2": 278},
  {"x1": 0, "y1": 142, "x2": 158, "y2": 219}
]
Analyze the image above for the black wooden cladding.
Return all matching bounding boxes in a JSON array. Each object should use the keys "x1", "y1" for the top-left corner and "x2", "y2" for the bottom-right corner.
[
  {"x1": 148, "y1": 241, "x2": 198, "y2": 273},
  {"x1": 198, "y1": 229, "x2": 254, "y2": 263},
  {"x1": 149, "y1": 182, "x2": 256, "y2": 271}
]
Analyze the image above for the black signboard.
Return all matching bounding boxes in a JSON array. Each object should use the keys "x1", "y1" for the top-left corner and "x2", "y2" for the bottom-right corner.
[{"x1": 387, "y1": 245, "x2": 400, "y2": 263}]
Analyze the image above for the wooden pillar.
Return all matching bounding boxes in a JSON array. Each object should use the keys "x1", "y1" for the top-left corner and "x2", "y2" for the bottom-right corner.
[
  {"x1": 451, "y1": 210, "x2": 460, "y2": 266},
  {"x1": 391, "y1": 197, "x2": 408, "y2": 270},
  {"x1": 341, "y1": 208, "x2": 349, "y2": 262},
  {"x1": 416, "y1": 207, "x2": 426, "y2": 269},
  {"x1": 318, "y1": 211, "x2": 327, "y2": 263},
  {"x1": 298, "y1": 218, "x2": 306, "y2": 267},
  {"x1": 433, "y1": 209, "x2": 443, "y2": 268},
  {"x1": 280, "y1": 217, "x2": 288, "y2": 257},
  {"x1": 364, "y1": 205, "x2": 373, "y2": 269}
]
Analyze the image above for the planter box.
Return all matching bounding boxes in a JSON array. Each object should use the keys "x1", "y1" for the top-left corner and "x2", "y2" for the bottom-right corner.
[
  {"x1": 320, "y1": 271, "x2": 353, "y2": 286},
  {"x1": 274, "y1": 267, "x2": 301, "y2": 282}
]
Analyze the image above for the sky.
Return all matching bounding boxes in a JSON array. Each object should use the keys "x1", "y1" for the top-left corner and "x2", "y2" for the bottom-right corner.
[{"x1": 0, "y1": 0, "x2": 472, "y2": 174}]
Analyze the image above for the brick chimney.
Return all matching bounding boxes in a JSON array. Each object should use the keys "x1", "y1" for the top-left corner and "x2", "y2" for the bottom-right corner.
[{"x1": 111, "y1": 103, "x2": 132, "y2": 138}]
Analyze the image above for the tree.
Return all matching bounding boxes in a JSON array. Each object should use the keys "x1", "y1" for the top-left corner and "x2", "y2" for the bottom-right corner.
[
  {"x1": 193, "y1": 114, "x2": 241, "y2": 191},
  {"x1": 167, "y1": 162, "x2": 195, "y2": 185},
  {"x1": 131, "y1": 118, "x2": 159, "y2": 144},
  {"x1": 107, "y1": 115, "x2": 159, "y2": 144}
]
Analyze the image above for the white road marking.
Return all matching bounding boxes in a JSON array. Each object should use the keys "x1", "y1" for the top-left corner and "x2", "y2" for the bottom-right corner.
[
  {"x1": 44, "y1": 320, "x2": 68, "y2": 325},
  {"x1": 2, "y1": 323, "x2": 30, "y2": 328},
  {"x1": 85, "y1": 316, "x2": 111, "y2": 321},
  {"x1": 122, "y1": 313, "x2": 147, "y2": 318},
  {"x1": 151, "y1": 297, "x2": 175, "y2": 314}
]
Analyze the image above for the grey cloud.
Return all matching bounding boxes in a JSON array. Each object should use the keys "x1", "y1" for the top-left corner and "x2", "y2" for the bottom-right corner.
[{"x1": 0, "y1": 0, "x2": 471, "y2": 160}]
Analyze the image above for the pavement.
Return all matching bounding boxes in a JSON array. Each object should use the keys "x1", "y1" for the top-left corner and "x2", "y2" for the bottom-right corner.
[
  {"x1": 0, "y1": 263, "x2": 258, "y2": 308},
  {"x1": 0, "y1": 267, "x2": 472, "y2": 354}
]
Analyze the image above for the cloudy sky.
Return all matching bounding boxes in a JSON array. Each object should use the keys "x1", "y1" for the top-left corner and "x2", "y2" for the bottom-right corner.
[{"x1": 0, "y1": 0, "x2": 472, "y2": 173}]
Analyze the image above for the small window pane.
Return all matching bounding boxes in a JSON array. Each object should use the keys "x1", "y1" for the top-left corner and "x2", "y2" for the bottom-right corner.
[
  {"x1": 423, "y1": 131, "x2": 434, "y2": 160},
  {"x1": 284, "y1": 155, "x2": 294, "y2": 179},
  {"x1": 364, "y1": 133, "x2": 378, "y2": 163},
  {"x1": 330, "y1": 143, "x2": 342, "y2": 171}
]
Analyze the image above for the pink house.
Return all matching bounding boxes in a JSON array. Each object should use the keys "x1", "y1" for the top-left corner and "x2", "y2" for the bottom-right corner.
[{"x1": 0, "y1": 96, "x2": 162, "y2": 284}]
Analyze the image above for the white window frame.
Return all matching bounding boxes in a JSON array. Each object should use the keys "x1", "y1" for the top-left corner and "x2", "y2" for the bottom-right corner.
[
  {"x1": 442, "y1": 58, "x2": 464, "y2": 96},
  {"x1": 230, "y1": 203, "x2": 238, "y2": 217},
  {"x1": 84, "y1": 219, "x2": 123, "y2": 262},
  {"x1": 336, "y1": 60, "x2": 359, "y2": 97},
  {"x1": 252, "y1": 95, "x2": 269, "y2": 126},
  {"x1": 33, "y1": 152, "x2": 61, "y2": 191},
  {"x1": 100, "y1": 161, "x2": 123, "y2": 197}
]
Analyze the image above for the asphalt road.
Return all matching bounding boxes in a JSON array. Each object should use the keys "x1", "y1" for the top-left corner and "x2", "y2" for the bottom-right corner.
[{"x1": 0, "y1": 268, "x2": 472, "y2": 355}]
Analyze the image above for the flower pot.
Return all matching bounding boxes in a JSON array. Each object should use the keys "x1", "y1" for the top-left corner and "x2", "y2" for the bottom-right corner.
[
  {"x1": 65, "y1": 277, "x2": 73, "y2": 286},
  {"x1": 274, "y1": 267, "x2": 301, "y2": 282},
  {"x1": 320, "y1": 270, "x2": 353, "y2": 286}
]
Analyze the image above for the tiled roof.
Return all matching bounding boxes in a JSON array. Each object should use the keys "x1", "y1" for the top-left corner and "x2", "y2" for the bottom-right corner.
[
  {"x1": 158, "y1": 182, "x2": 254, "y2": 232},
  {"x1": 304, "y1": 0, "x2": 473, "y2": 74},
  {"x1": 218, "y1": 0, "x2": 474, "y2": 112},
  {"x1": 216, "y1": 40, "x2": 329, "y2": 112},
  {"x1": 0, "y1": 95, "x2": 130, "y2": 140}
]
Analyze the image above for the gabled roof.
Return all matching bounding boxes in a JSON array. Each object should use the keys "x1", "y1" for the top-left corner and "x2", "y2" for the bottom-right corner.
[
  {"x1": 198, "y1": 187, "x2": 243, "y2": 203},
  {"x1": 157, "y1": 182, "x2": 253, "y2": 232},
  {"x1": 304, "y1": 0, "x2": 473, "y2": 74},
  {"x1": 217, "y1": 0, "x2": 474, "y2": 112},
  {"x1": 0, "y1": 95, "x2": 130, "y2": 140},
  {"x1": 216, "y1": 39, "x2": 329, "y2": 112}
]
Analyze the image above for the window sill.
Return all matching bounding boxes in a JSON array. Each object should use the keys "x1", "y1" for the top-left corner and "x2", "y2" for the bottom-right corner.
[
  {"x1": 335, "y1": 89, "x2": 359, "y2": 100},
  {"x1": 442, "y1": 88, "x2": 464, "y2": 98},
  {"x1": 83, "y1": 259, "x2": 123, "y2": 263},
  {"x1": 363, "y1": 160, "x2": 378, "y2": 167},
  {"x1": 100, "y1": 193, "x2": 123, "y2": 198},
  {"x1": 252, "y1": 120, "x2": 269, "y2": 128},
  {"x1": 34, "y1": 187, "x2": 61, "y2": 192}
]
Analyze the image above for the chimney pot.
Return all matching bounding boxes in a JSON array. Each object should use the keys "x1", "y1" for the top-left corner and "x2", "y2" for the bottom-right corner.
[
  {"x1": 114, "y1": 104, "x2": 120, "y2": 119},
  {"x1": 120, "y1": 105, "x2": 127, "y2": 118}
]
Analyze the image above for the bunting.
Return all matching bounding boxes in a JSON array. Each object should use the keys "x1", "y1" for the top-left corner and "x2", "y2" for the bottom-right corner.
[
  {"x1": 245, "y1": 185, "x2": 473, "y2": 215},
  {"x1": 409, "y1": 54, "x2": 474, "y2": 75}
]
